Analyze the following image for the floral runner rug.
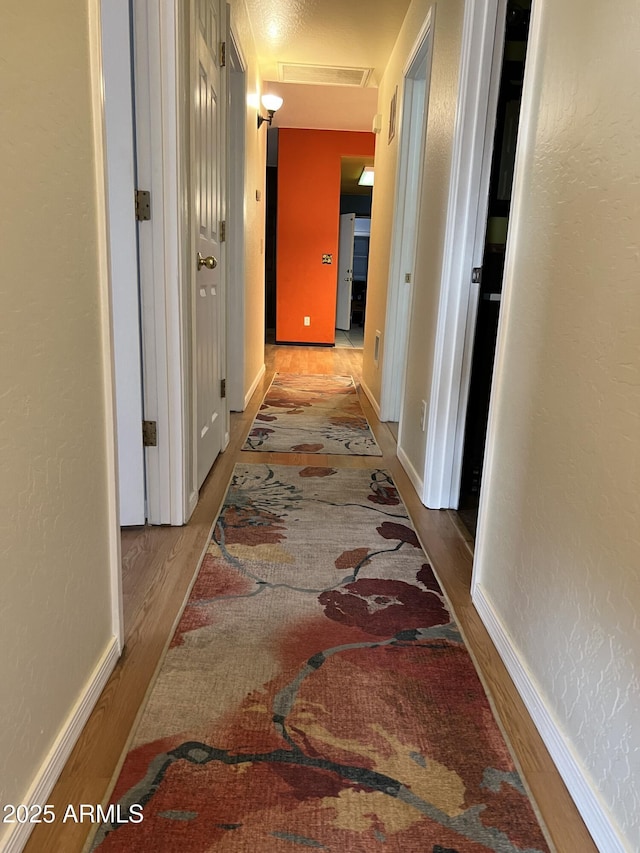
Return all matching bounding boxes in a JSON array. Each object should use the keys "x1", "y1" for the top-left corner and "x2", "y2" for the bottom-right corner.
[
  {"x1": 242, "y1": 374, "x2": 382, "y2": 456},
  {"x1": 92, "y1": 463, "x2": 550, "y2": 852}
]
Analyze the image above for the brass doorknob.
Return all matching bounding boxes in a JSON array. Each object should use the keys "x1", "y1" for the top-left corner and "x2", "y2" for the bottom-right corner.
[{"x1": 197, "y1": 252, "x2": 217, "y2": 270}]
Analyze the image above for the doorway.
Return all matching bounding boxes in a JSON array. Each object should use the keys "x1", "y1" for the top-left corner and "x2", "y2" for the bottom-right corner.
[
  {"x1": 265, "y1": 131, "x2": 375, "y2": 348},
  {"x1": 379, "y1": 13, "x2": 433, "y2": 425},
  {"x1": 130, "y1": 0, "x2": 228, "y2": 524},
  {"x1": 457, "y1": 0, "x2": 532, "y2": 536},
  {"x1": 265, "y1": 127, "x2": 278, "y2": 343},
  {"x1": 335, "y1": 159, "x2": 373, "y2": 348}
]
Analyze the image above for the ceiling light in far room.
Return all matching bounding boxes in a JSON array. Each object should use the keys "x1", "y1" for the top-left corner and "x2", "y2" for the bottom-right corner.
[
  {"x1": 358, "y1": 166, "x2": 375, "y2": 187},
  {"x1": 258, "y1": 94, "x2": 284, "y2": 129}
]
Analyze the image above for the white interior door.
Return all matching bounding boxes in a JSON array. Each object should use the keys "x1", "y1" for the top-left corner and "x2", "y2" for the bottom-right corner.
[
  {"x1": 336, "y1": 213, "x2": 355, "y2": 330},
  {"x1": 101, "y1": 0, "x2": 145, "y2": 525},
  {"x1": 195, "y1": 0, "x2": 224, "y2": 489}
]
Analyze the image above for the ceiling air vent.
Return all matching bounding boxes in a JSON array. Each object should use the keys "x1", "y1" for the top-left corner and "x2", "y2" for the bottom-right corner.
[{"x1": 278, "y1": 63, "x2": 372, "y2": 87}]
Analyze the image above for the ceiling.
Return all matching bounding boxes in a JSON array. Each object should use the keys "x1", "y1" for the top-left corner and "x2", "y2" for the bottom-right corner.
[
  {"x1": 263, "y1": 82, "x2": 379, "y2": 133},
  {"x1": 245, "y1": 0, "x2": 412, "y2": 132}
]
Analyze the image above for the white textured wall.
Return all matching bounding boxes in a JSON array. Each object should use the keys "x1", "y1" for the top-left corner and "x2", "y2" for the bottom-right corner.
[
  {"x1": 476, "y1": 0, "x2": 640, "y2": 846},
  {"x1": 362, "y1": 0, "x2": 464, "y2": 474},
  {"x1": 0, "y1": 0, "x2": 116, "y2": 828}
]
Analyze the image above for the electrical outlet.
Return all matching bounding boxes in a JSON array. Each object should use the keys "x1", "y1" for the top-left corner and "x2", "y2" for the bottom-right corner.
[
  {"x1": 304, "y1": 316, "x2": 310, "y2": 326},
  {"x1": 420, "y1": 400, "x2": 427, "y2": 431}
]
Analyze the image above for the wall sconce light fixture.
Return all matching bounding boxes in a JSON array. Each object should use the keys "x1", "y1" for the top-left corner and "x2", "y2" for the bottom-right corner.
[{"x1": 257, "y1": 94, "x2": 284, "y2": 128}]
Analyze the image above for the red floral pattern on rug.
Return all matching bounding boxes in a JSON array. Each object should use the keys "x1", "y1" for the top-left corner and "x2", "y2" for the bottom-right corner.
[
  {"x1": 242, "y1": 374, "x2": 382, "y2": 456},
  {"x1": 92, "y1": 465, "x2": 549, "y2": 853}
]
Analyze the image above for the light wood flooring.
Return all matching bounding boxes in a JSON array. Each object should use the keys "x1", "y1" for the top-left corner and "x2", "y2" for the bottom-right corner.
[{"x1": 25, "y1": 345, "x2": 597, "y2": 853}]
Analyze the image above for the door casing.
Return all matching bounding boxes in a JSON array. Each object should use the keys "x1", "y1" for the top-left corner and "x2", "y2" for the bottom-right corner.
[
  {"x1": 422, "y1": 0, "x2": 507, "y2": 510},
  {"x1": 379, "y1": 10, "x2": 434, "y2": 427},
  {"x1": 226, "y1": 21, "x2": 248, "y2": 413},
  {"x1": 101, "y1": 0, "x2": 146, "y2": 527}
]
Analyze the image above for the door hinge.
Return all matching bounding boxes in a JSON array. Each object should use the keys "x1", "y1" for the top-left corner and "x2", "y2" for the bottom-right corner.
[
  {"x1": 472, "y1": 267, "x2": 482, "y2": 284},
  {"x1": 220, "y1": 378, "x2": 226, "y2": 398},
  {"x1": 142, "y1": 420, "x2": 157, "y2": 447},
  {"x1": 135, "y1": 190, "x2": 151, "y2": 221},
  {"x1": 220, "y1": 220, "x2": 226, "y2": 242},
  {"x1": 220, "y1": 41, "x2": 226, "y2": 67}
]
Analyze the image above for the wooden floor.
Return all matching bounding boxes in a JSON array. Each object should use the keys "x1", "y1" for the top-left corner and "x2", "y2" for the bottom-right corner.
[{"x1": 25, "y1": 345, "x2": 597, "y2": 853}]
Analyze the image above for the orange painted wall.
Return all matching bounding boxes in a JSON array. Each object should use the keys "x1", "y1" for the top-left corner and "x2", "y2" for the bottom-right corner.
[{"x1": 276, "y1": 129, "x2": 376, "y2": 344}]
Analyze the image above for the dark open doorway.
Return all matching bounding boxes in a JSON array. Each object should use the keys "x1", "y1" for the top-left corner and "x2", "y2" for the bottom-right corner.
[
  {"x1": 458, "y1": 0, "x2": 532, "y2": 537},
  {"x1": 265, "y1": 128, "x2": 278, "y2": 340}
]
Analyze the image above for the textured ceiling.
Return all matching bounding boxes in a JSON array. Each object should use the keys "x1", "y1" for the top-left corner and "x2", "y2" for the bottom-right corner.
[
  {"x1": 245, "y1": 0, "x2": 410, "y2": 130},
  {"x1": 244, "y1": 0, "x2": 412, "y2": 87}
]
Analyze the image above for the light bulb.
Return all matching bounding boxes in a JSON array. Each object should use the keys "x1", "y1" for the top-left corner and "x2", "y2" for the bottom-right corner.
[{"x1": 261, "y1": 94, "x2": 283, "y2": 113}]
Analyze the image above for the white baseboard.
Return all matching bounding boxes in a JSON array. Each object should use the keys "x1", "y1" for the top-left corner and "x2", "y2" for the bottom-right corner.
[
  {"x1": 360, "y1": 378, "x2": 381, "y2": 420},
  {"x1": 2, "y1": 637, "x2": 121, "y2": 853},
  {"x1": 473, "y1": 584, "x2": 627, "y2": 853},
  {"x1": 186, "y1": 488, "x2": 199, "y2": 522},
  {"x1": 244, "y1": 363, "x2": 266, "y2": 410},
  {"x1": 397, "y1": 443, "x2": 424, "y2": 501}
]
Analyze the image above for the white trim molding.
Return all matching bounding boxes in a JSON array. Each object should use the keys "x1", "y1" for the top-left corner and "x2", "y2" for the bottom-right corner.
[
  {"x1": 2, "y1": 639, "x2": 121, "y2": 853},
  {"x1": 473, "y1": 585, "x2": 628, "y2": 853},
  {"x1": 134, "y1": 0, "x2": 190, "y2": 525},
  {"x1": 90, "y1": 0, "x2": 124, "y2": 647},
  {"x1": 398, "y1": 444, "x2": 424, "y2": 500},
  {"x1": 360, "y1": 377, "x2": 382, "y2": 421},
  {"x1": 227, "y1": 17, "x2": 248, "y2": 413},
  {"x1": 244, "y1": 363, "x2": 266, "y2": 410},
  {"x1": 422, "y1": 0, "x2": 504, "y2": 509}
]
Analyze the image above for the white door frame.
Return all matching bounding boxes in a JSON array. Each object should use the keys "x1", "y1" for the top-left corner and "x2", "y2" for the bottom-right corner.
[
  {"x1": 101, "y1": 0, "x2": 146, "y2": 527},
  {"x1": 422, "y1": 0, "x2": 506, "y2": 509},
  {"x1": 133, "y1": 0, "x2": 191, "y2": 524},
  {"x1": 226, "y1": 18, "x2": 248, "y2": 413},
  {"x1": 379, "y1": 9, "x2": 434, "y2": 423},
  {"x1": 91, "y1": 0, "x2": 125, "y2": 651}
]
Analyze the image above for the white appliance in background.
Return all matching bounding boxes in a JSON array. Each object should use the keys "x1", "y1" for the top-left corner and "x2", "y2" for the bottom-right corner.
[
  {"x1": 336, "y1": 213, "x2": 356, "y2": 330},
  {"x1": 352, "y1": 216, "x2": 371, "y2": 280}
]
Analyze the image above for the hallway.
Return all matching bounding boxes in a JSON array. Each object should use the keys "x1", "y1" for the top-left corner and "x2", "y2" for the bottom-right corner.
[{"x1": 27, "y1": 345, "x2": 596, "y2": 853}]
